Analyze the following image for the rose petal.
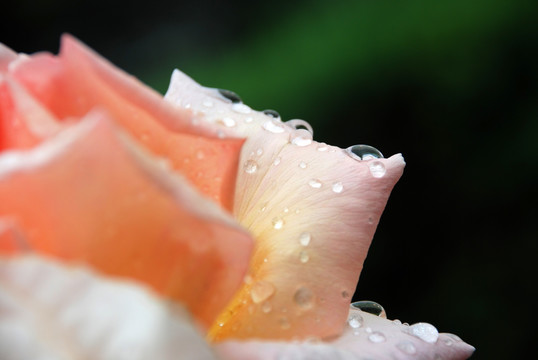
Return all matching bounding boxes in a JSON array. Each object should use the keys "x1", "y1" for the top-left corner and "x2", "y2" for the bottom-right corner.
[
  {"x1": 0, "y1": 43, "x2": 17, "y2": 71},
  {"x1": 0, "y1": 219, "x2": 30, "y2": 255},
  {"x1": 165, "y1": 70, "x2": 405, "y2": 340},
  {"x1": 0, "y1": 112, "x2": 253, "y2": 326},
  {"x1": 215, "y1": 309, "x2": 475, "y2": 360},
  {"x1": 0, "y1": 255, "x2": 217, "y2": 360},
  {"x1": 6, "y1": 36, "x2": 244, "y2": 210}
]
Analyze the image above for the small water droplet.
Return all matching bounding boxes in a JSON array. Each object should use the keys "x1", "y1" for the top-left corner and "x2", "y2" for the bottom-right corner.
[
  {"x1": 368, "y1": 331, "x2": 386, "y2": 343},
  {"x1": 396, "y1": 341, "x2": 417, "y2": 355},
  {"x1": 369, "y1": 161, "x2": 386, "y2": 178},
  {"x1": 273, "y1": 156, "x2": 281, "y2": 166},
  {"x1": 317, "y1": 144, "x2": 329, "y2": 152},
  {"x1": 260, "y1": 202, "x2": 268, "y2": 212},
  {"x1": 244, "y1": 116, "x2": 254, "y2": 123},
  {"x1": 293, "y1": 286, "x2": 314, "y2": 309},
  {"x1": 218, "y1": 117, "x2": 236, "y2": 127},
  {"x1": 291, "y1": 129, "x2": 313, "y2": 146},
  {"x1": 250, "y1": 280, "x2": 275, "y2": 304},
  {"x1": 279, "y1": 317, "x2": 291, "y2": 330},
  {"x1": 392, "y1": 319, "x2": 402, "y2": 325},
  {"x1": 299, "y1": 232, "x2": 311, "y2": 246},
  {"x1": 299, "y1": 161, "x2": 307, "y2": 169},
  {"x1": 243, "y1": 274, "x2": 253, "y2": 284},
  {"x1": 345, "y1": 144, "x2": 384, "y2": 161},
  {"x1": 272, "y1": 217, "x2": 284, "y2": 230},
  {"x1": 202, "y1": 99, "x2": 214, "y2": 107},
  {"x1": 218, "y1": 89, "x2": 242, "y2": 103},
  {"x1": 262, "y1": 301, "x2": 272, "y2": 313},
  {"x1": 365, "y1": 327, "x2": 373, "y2": 333},
  {"x1": 332, "y1": 182, "x2": 343, "y2": 193},
  {"x1": 232, "y1": 103, "x2": 251, "y2": 114},
  {"x1": 348, "y1": 313, "x2": 363, "y2": 328},
  {"x1": 285, "y1": 119, "x2": 314, "y2": 136},
  {"x1": 299, "y1": 250, "x2": 309, "y2": 263},
  {"x1": 263, "y1": 120, "x2": 286, "y2": 133},
  {"x1": 443, "y1": 338, "x2": 454, "y2": 347},
  {"x1": 351, "y1": 301, "x2": 387, "y2": 318},
  {"x1": 407, "y1": 322, "x2": 439, "y2": 343},
  {"x1": 256, "y1": 148, "x2": 264, "y2": 156},
  {"x1": 263, "y1": 109, "x2": 280, "y2": 119},
  {"x1": 244, "y1": 160, "x2": 258, "y2": 174},
  {"x1": 308, "y1": 179, "x2": 322, "y2": 189}
]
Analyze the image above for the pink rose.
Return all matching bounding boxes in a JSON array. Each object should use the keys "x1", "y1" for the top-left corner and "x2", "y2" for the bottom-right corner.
[{"x1": 0, "y1": 36, "x2": 474, "y2": 359}]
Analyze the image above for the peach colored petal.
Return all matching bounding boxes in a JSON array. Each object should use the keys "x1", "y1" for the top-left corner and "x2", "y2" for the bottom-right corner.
[
  {"x1": 6, "y1": 37, "x2": 244, "y2": 210},
  {"x1": 215, "y1": 309, "x2": 475, "y2": 360},
  {"x1": 0, "y1": 112, "x2": 253, "y2": 327},
  {"x1": 165, "y1": 71, "x2": 405, "y2": 340},
  {"x1": 0, "y1": 255, "x2": 217, "y2": 360}
]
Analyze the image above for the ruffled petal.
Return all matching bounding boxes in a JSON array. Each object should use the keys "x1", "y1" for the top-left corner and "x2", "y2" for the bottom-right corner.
[
  {"x1": 0, "y1": 255, "x2": 217, "y2": 360},
  {"x1": 0, "y1": 113, "x2": 253, "y2": 327}
]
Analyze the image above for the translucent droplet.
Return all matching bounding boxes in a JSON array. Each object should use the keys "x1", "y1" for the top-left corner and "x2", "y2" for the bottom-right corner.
[
  {"x1": 299, "y1": 232, "x2": 311, "y2": 246},
  {"x1": 408, "y1": 322, "x2": 439, "y2": 344},
  {"x1": 347, "y1": 313, "x2": 363, "y2": 329},
  {"x1": 332, "y1": 182, "x2": 343, "y2": 193},
  {"x1": 244, "y1": 160, "x2": 258, "y2": 174},
  {"x1": 396, "y1": 341, "x2": 417, "y2": 355},
  {"x1": 392, "y1": 319, "x2": 402, "y2": 325},
  {"x1": 285, "y1": 119, "x2": 314, "y2": 136},
  {"x1": 202, "y1": 99, "x2": 214, "y2": 107},
  {"x1": 369, "y1": 161, "x2": 386, "y2": 178},
  {"x1": 345, "y1": 144, "x2": 384, "y2": 161},
  {"x1": 256, "y1": 148, "x2": 264, "y2": 156},
  {"x1": 244, "y1": 116, "x2": 254, "y2": 123},
  {"x1": 279, "y1": 317, "x2": 291, "y2": 329},
  {"x1": 293, "y1": 286, "x2": 314, "y2": 309},
  {"x1": 250, "y1": 280, "x2": 275, "y2": 304},
  {"x1": 351, "y1": 301, "x2": 387, "y2": 318},
  {"x1": 263, "y1": 120, "x2": 285, "y2": 133},
  {"x1": 232, "y1": 103, "x2": 251, "y2": 114},
  {"x1": 443, "y1": 338, "x2": 454, "y2": 347},
  {"x1": 299, "y1": 250, "x2": 309, "y2": 263},
  {"x1": 263, "y1": 109, "x2": 280, "y2": 119},
  {"x1": 218, "y1": 88, "x2": 242, "y2": 103},
  {"x1": 317, "y1": 144, "x2": 329, "y2": 152},
  {"x1": 272, "y1": 217, "x2": 284, "y2": 230},
  {"x1": 368, "y1": 331, "x2": 386, "y2": 343},
  {"x1": 219, "y1": 117, "x2": 236, "y2": 127},
  {"x1": 261, "y1": 301, "x2": 272, "y2": 313},
  {"x1": 299, "y1": 161, "x2": 307, "y2": 169},
  {"x1": 308, "y1": 179, "x2": 322, "y2": 189},
  {"x1": 273, "y1": 156, "x2": 281, "y2": 166},
  {"x1": 291, "y1": 129, "x2": 313, "y2": 146}
]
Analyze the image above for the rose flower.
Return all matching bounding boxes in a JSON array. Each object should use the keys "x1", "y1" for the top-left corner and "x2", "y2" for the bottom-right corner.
[{"x1": 0, "y1": 35, "x2": 474, "y2": 359}]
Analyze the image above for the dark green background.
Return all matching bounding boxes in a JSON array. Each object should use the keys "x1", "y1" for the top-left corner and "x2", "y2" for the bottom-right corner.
[{"x1": 3, "y1": 0, "x2": 537, "y2": 358}]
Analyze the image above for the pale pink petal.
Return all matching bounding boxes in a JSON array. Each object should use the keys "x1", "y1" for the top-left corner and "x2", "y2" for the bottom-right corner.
[
  {"x1": 0, "y1": 43, "x2": 17, "y2": 72},
  {"x1": 0, "y1": 255, "x2": 217, "y2": 360}
]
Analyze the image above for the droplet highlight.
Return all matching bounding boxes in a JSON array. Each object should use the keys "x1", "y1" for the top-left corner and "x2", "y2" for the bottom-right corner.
[
  {"x1": 285, "y1": 119, "x2": 314, "y2": 136},
  {"x1": 291, "y1": 129, "x2": 313, "y2": 146},
  {"x1": 299, "y1": 250, "x2": 310, "y2": 263},
  {"x1": 347, "y1": 313, "x2": 363, "y2": 329},
  {"x1": 293, "y1": 286, "x2": 314, "y2": 309},
  {"x1": 250, "y1": 280, "x2": 275, "y2": 304},
  {"x1": 219, "y1": 117, "x2": 236, "y2": 127},
  {"x1": 272, "y1": 217, "x2": 284, "y2": 230},
  {"x1": 232, "y1": 103, "x2": 251, "y2": 114},
  {"x1": 408, "y1": 322, "x2": 439, "y2": 344},
  {"x1": 299, "y1": 232, "x2": 311, "y2": 246},
  {"x1": 332, "y1": 182, "x2": 343, "y2": 193},
  {"x1": 308, "y1": 179, "x2": 322, "y2": 189},
  {"x1": 263, "y1": 120, "x2": 286, "y2": 133},
  {"x1": 263, "y1": 109, "x2": 280, "y2": 119},
  {"x1": 345, "y1": 144, "x2": 384, "y2": 160},
  {"x1": 368, "y1": 331, "x2": 386, "y2": 343},
  {"x1": 273, "y1": 156, "x2": 281, "y2": 166},
  {"x1": 299, "y1": 161, "x2": 307, "y2": 169},
  {"x1": 351, "y1": 301, "x2": 387, "y2": 318},
  {"x1": 369, "y1": 161, "x2": 386, "y2": 178},
  {"x1": 243, "y1": 160, "x2": 258, "y2": 174},
  {"x1": 396, "y1": 341, "x2": 417, "y2": 355}
]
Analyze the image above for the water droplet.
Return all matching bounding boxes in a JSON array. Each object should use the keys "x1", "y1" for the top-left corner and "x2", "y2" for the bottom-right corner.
[
  {"x1": 202, "y1": 99, "x2": 214, "y2": 107},
  {"x1": 256, "y1": 148, "x2": 264, "y2": 156},
  {"x1": 299, "y1": 161, "x2": 307, "y2": 169},
  {"x1": 365, "y1": 327, "x2": 373, "y2": 333},
  {"x1": 351, "y1": 301, "x2": 387, "y2": 318},
  {"x1": 232, "y1": 103, "x2": 251, "y2": 114},
  {"x1": 272, "y1": 217, "x2": 284, "y2": 230},
  {"x1": 243, "y1": 160, "x2": 258, "y2": 174},
  {"x1": 273, "y1": 156, "x2": 281, "y2": 166},
  {"x1": 407, "y1": 322, "x2": 439, "y2": 343},
  {"x1": 348, "y1": 313, "x2": 363, "y2": 328},
  {"x1": 396, "y1": 341, "x2": 417, "y2": 355},
  {"x1": 308, "y1": 179, "x2": 322, "y2": 188},
  {"x1": 369, "y1": 331, "x2": 386, "y2": 343},
  {"x1": 299, "y1": 232, "x2": 311, "y2": 246},
  {"x1": 291, "y1": 129, "x2": 313, "y2": 146},
  {"x1": 279, "y1": 317, "x2": 291, "y2": 330},
  {"x1": 260, "y1": 202, "x2": 268, "y2": 212},
  {"x1": 285, "y1": 119, "x2": 314, "y2": 136},
  {"x1": 332, "y1": 182, "x2": 343, "y2": 193},
  {"x1": 445, "y1": 333, "x2": 462, "y2": 342},
  {"x1": 369, "y1": 161, "x2": 386, "y2": 178},
  {"x1": 392, "y1": 319, "x2": 402, "y2": 325},
  {"x1": 218, "y1": 89, "x2": 242, "y2": 103},
  {"x1": 317, "y1": 144, "x2": 329, "y2": 152},
  {"x1": 250, "y1": 280, "x2": 275, "y2": 304},
  {"x1": 293, "y1": 286, "x2": 314, "y2": 309},
  {"x1": 196, "y1": 150, "x2": 205, "y2": 159},
  {"x1": 263, "y1": 120, "x2": 286, "y2": 133},
  {"x1": 262, "y1": 301, "x2": 272, "y2": 313},
  {"x1": 244, "y1": 116, "x2": 254, "y2": 123},
  {"x1": 263, "y1": 109, "x2": 280, "y2": 119},
  {"x1": 219, "y1": 117, "x2": 236, "y2": 127},
  {"x1": 345, "y1": 144, "x2": 384, "y2": 161},
  {"x1": 299, "y1": 250, "x2": 309, "y2": 263},
  {"x1": 443, "y1": 338, "x2": 454, "y2": 347},
  {"x1": 243, "y1": 274, "x2": 253, "y2": 284}
]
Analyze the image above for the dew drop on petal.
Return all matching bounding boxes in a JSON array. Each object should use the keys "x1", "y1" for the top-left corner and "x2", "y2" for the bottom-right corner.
[
  {"x1": 369, "y1": 161, "x2": 386, "y2": 178},
  {"x1": 332, "y1": 182, "x2": 343, "y2": 193},
  {"x1": 196, "y1": 150, "x2": 205, "y2": 159},
  {"x1": 285, "y1": 119, "x2": 314, "y2": 135},
  {"x1": 250, "y1": 280, "x2": 275, "y2": 304},
  {"x1": 299, "y1": 161, "x2": 307, "y2": 169},
  {"x1": 351, "y1": 301, "x2": 387, "y2": 318},
  {"x1": 218, "y1": 88, "x2": 242, "y2": 103},
  {"x1": 244, "y1": 116, "x2": 254, "y2": 123},
  {"x1": 299, "y1": 232, "x2": 311, "y2": 246},
  {"x1": 279, "y1": 317, "x2": 291, "y2": 330},
  {"x1": 232, "y1": 103, "x2": 251, "y2": 114},
  {"x1": 368, "y1": 331, "x2": 386, "y2": 343},
  {"x1": 396, "y1": 341, "x2": 417, "y2": 355},
  {"x1": 317, "y1": 144, "x2": 329, "y2": 152},
  {"x1": 408, "y1": 322, "x2": 439, "y2": 343},
  {"x1": 345, "y1": 144, "x2": 384, "y2": 161},
  {"x1": 293, "y1": 286, "x2": 314, "y2": 309},
  {"x1": 291, "y1": 129, "x2": 313, "y2": 146},
  {"x1": 244, "y1": 160, "x2": 258, "y2": 174},
  {"x1": 347, "y1": 313, "x2": 363, "y2": 329},
  {"x1": 273, "y1": 156, "x2": 282, "y2": 166},
  {"x1": 308, "y1": 179, "x2": 322, "y2": 188},
  {"x1": 299, "y1": 250, "x2": 310, "y2": 263},
  {"x1": 219, "y1": 117, "x2": 236, "y2": 127},
  {"x1": 202, "y1": 99, "x2": 214, "y2": 107},
  {"x1": 263, "y1": 120, "x2": 286, "y2": 133},
  {"x1": 272, "y1": 217, "x2": 284, "y2": 230},
  {"x1": 262, "y1": 301, "x2": 272, "y2": 313},
  {"x1": 256, "y1": 148, "x2": 264, "y2": 156}
]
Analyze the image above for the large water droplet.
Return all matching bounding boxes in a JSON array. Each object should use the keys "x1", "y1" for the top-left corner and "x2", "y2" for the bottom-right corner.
[
  {"x1": 218, "y1": 89, "x2": 242, "y2": 103},
  {"x1": 243, "y1": 160, "x2": 258, "y2": 174},
  {"x1": 351, "y1": 301, "x2": 387, "y2": 318},
  {"x1": 368, "y1": 331, "x2": 386, "y2": 343},
  {"x1": 408, "y1": 322, "x2": 439, "y2": 343},
  {"x1": 293, "y1": 286, "x2": 314, "y2": 309},
  {"x1": 396, "y1": 341, "x2": 417, "y2": 355},
  {"x1": 263, "y1": 109, "x2": 280, "y2": 119},
  {"x1": 332, "y1": 182, "x2": 344, "y2": 193},
  {"x1": 369, "y1": 161, "x2": 386, "y2": 178},
  {"x1": 347, "y1": 313, "x2": 363, "y2": 329},
  {"x1": 286, "y1": 119, "x2": 314, "y2": 136},
  {"x1": 345, "y1": 145, "x2": 384, "y2": 160},
  {"x1": 250, "y1": 280, "x2": 275, "y2": 304},
  {"x1": 291, "y1": 129, "x2": 313, "y2": 146},
  {"x1": 299, "y1": 250, "x2": 310, "y2": 263},
  {"x1": 308, "y1": 179, "x2": 322, "y2": 188},
  {"x1": 299, "y1": 232, "x2": 311, "y2": 246},
  {"x1": 232, "y1": 103, "x2": 251, "y2": 114},
  {"x1": 263, "y1": 120, "x2": 286, "y2": 133}
]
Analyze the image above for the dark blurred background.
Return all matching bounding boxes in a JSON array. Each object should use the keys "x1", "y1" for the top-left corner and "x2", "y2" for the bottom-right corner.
[{"x1": 3, "y1": 0, "x2": 537, "y2": 358}]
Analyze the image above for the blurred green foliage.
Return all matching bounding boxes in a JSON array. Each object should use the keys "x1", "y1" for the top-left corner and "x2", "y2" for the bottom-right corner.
[{"x1": 3, "y1": 0, "x2": 537, "y2": 358}]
